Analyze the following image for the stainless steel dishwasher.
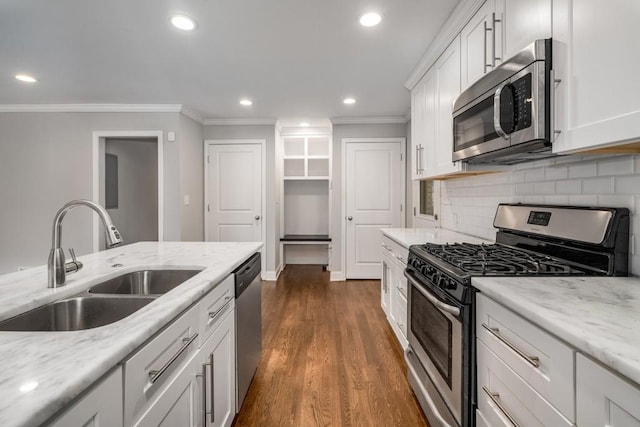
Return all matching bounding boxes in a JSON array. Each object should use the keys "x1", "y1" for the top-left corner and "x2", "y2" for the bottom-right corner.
[{"x1": 234, "y1": 252, "x2": 262, "y2": 411}]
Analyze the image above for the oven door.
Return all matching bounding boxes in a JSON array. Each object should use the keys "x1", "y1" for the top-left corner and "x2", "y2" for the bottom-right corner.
[{"x1": 405, "y1": 270, "x2": 463, "y2": 426}]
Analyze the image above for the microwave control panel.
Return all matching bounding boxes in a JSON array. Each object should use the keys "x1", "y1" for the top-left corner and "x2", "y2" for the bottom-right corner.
[{"x1": 499, "y1": 73, "x2": 532, "y2": 134}]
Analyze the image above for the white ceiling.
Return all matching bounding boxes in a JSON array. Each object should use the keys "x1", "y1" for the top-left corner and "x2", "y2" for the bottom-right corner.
[{"x1": 0, "y1": 0, "x2": 459, "y2": 122}]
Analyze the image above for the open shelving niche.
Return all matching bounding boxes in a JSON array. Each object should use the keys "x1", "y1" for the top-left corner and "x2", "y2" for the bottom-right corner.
[{"x1": 279, "y1": 132, "x2": 332, "y2": 268}]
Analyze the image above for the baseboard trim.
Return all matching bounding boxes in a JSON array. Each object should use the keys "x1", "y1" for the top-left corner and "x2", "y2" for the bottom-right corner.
[
  {"x1": 262, "y1": 264, "x2": 282, "y2": 281},
  {"x1": 330, "y1": 271, "x2": 346, "y2": 281}
]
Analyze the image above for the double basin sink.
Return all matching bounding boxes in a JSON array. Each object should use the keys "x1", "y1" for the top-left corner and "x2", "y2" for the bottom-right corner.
[{"x1": 0, "y1": 269, "x2": 202, "y2": 332}]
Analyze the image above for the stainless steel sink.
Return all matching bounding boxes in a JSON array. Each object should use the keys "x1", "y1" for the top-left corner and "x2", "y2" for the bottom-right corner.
[
  {"x1": 0, "y1": 296, "x2": 155, "y2": 331},
  {"x1": 88, "y1": 269, "x2": 202, "y2": 295}
]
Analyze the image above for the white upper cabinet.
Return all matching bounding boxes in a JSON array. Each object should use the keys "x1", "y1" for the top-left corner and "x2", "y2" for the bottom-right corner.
[
  {"x1": 496, "y1": 0, "x2": 551, "y2": 61},
  {"x1": 411, "y1": 78, "x2": 427, "y2": 180},
  {"x1": 461, "y1": 0, "x2": 496, "y2": 89},
  {"x1": 461, "y1": 0, "x2": 551, "y2": 91},
  {"x1": 552, "y1": 0, "x2": 640, "y2": 153},
  {"x1": 432, "y1": 36, "x2": 463, "y2": 177}
]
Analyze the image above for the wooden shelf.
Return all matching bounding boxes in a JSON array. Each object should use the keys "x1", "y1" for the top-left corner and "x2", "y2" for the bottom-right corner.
[{"x1": 281, "y1": 234, "x2": 331, "y2": 242}]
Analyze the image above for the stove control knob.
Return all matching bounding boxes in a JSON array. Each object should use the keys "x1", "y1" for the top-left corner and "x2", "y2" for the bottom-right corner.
[{"x1": 444, "y1": 278, "x2": 457, "y2": 290}]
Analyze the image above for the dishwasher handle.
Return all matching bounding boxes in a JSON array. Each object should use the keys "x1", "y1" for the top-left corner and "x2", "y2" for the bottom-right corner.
[{"x1": 234, "y1": 252, "x2": 261, "y2": 298}]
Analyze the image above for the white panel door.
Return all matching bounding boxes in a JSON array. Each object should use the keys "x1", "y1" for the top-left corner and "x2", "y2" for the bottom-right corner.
[
  {"x1": 345, "y1": 141, "x2": 404, "y2": 279},
  {"x1": 207, "y1": 144, "x2": 262, "y2": 242}
]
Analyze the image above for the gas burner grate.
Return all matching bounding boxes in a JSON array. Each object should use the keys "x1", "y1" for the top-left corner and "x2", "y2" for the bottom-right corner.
[{"x1": 419, "y1": 243, "x2": 579, "y2": 276}]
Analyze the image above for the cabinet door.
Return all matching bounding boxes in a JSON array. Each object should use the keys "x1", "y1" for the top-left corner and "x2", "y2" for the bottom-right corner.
[
  {"x1": 411, "y1": 77, "x2": 426, "y2": 180},
  {"x1": 577, "y1": 354, "x2": 640, "y2": 427},
  {"x1": 203, "y1": 306, "x2": 236, "y2": 427},
  {"x1": 431, "y1": 36, "x2": 463, "y2": 177},
  {"x1": 50, "y1": 367, "x2": 123, "y2": 427},
  {"x1": 553, "y1": 0, "x2": 640, "y2": 153},
  {"x1": 495, "y1": 0, "x2": 551, "y2": 61},
  {"x1": 461, "y1": 0, "x2": 494, "y2": 89}
]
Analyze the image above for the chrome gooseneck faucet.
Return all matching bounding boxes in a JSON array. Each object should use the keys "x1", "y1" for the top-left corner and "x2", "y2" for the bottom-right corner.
[{"x1": 48, "y1": 199, "x2": 124, "y2": 288}]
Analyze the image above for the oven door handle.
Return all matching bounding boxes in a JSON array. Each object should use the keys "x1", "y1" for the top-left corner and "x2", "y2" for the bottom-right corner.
[{"x1": 405, "y1": 271, "x2": 461, "y2": 317}]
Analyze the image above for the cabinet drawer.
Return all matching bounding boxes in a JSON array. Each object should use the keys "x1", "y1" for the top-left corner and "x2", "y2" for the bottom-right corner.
[
  {"x1": 476, "y1": 293, "x2": 575, "y2": 421},
  {"x1": 476, "y1": 341, "x2": 574, "y2": 427},
  {"x1": 124, "y1": 305, "x2": 199, "y2": 426},
  {"x1": 381, "y1": 235, "x2": 409, "y2": 266},
  {"x1": 199, "y1": 275, "x2": 234, "y2": 345}
]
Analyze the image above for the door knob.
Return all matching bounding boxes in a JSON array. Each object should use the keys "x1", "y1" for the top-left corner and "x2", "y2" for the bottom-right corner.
[
  {"x1": 255, "y1": 215, "x2": 261, "y2": 220},
  {"x1": 348, "y1": 216, "x2": 353, "y2": 221}
]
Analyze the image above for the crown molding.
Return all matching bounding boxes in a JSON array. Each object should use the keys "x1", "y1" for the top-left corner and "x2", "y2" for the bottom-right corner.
[
  {"x1": 330, "y1": 116, "x2": 408, "y2": 125},
  {"x1": 404, "y1": 0, "x2": 485, "y2": 90},
  {"x1": 179, "y1": 106, "x2": 204, "y2": 124},
  {"x1": 0, "y1": 103, "x2": 185, "y2": 113},
  {"x1": 202, "y1": 117, "x2": 277, "y2": 126}
]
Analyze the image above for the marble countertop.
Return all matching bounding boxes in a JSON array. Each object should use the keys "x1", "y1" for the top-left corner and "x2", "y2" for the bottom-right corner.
[
  {"x1": 473, "y1": 276, "x2": 640, "y2": 386},
  {"x1": 381, "y1": 227, "x2": 492, "y2": 249},
  {"x1": 0, "y1": 241, "x2": 262, "y2": 427}
]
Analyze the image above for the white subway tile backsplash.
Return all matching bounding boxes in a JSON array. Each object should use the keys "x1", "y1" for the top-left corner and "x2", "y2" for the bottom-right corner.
[
  {"x1": 568, "y1": 161, "x2": 598, "y2": 178},
  {"x1": 597, "y1": 195, "x2": 634, "y2": 210},
  {"x1": 524, "y1": 168, "x2": 545, "y2": 182},
  {"x1": 597, "y1": 156, "x2": 635, "y2": 176},
  {"x1": 544, "y1": 165, "x2": 568, "y2": 181},
  {"x1": 439, "y1": 153, "x2": 640, "y2": 273},
  {"x1": 582, "y1": 177, "x2": 614, "y2": 194},
  {"x1": 534, "y1": 182, "x2": 556, "y2": 195},
  {"x1": 615, "y1": 175, "x2": 640, "y2": 194},
  {"x1": 567, "y1": 195, "x2": 598, "y2": 206}
]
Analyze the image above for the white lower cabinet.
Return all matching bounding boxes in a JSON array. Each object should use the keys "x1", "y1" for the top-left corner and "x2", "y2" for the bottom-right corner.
[
  {"x1": 380, "y1": 235, "x2": 408, "y2": 349},
  {"x1": 49, "y1": 367, "x2": 123, "y2": 427},
  {"x1": 476, "y1": 340, "x2": 572, "y2": 427},
  {"x1": 201, "y1": 305, "x2": 236, "y2": 427},
  {"x1": 576, "y1": 354, "x2": 640, "y2": 427}
]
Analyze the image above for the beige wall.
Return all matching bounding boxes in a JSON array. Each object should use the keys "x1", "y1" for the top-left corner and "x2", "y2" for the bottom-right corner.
[
  {"x1": 0, "y1": 111, "x2": 199, "y2": 274},
  {"x1": 179, "y1": 114, "x2": 205, "y2": 241}
]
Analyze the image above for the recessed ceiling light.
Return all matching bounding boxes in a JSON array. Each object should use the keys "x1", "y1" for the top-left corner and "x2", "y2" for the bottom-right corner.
[
  {"x1": 240, "y1": 99, "x2": 253, "y2": 106},
  {"x1": 300, "y1": 122, "x2": 310, "y2": 127},
  {"x1": 15, "y1": 74, "x2": 37, "y2": 83},
  {"x1": 343, "y1": 98, "x2": 356, "y2": 105},
  {"x1": 359, "y1": 12, "x2": 381, "y2": 27},
  {"x1": 170, "y1": 14, "x2": 197, "y2": 31}
]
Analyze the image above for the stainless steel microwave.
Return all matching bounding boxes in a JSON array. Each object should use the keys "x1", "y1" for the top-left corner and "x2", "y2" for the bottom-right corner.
[{"x1": 452, "y1": 39, "x2": 553, "y2": 164}]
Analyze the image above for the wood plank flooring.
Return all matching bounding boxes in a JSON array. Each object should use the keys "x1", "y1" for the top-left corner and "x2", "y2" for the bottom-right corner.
[{"x1": 234, "y1": 265, "x2": 428, "y2": 427}]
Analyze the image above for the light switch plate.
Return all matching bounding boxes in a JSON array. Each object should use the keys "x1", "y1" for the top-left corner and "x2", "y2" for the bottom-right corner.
[
  {"x1": 167, "y1": 131, "x2": 176, "y2": 142},
  {"x1": 183, "y1": 195, "x2": 190, "y2": 206}
]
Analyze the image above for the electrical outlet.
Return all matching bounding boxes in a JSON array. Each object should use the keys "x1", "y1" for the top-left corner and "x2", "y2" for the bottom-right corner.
[{"x1": 183, "y1": 195, "x2": 190, "y2": 206}]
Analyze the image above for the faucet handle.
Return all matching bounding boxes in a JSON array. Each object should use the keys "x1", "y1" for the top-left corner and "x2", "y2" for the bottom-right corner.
[{"x1": 65, "y1": 248, "x2": 83, "y2": 274}]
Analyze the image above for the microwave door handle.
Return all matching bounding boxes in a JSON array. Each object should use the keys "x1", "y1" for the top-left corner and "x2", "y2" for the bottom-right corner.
[{"x1": 494, "y1": 86, "x2": 509, "y2": 139}]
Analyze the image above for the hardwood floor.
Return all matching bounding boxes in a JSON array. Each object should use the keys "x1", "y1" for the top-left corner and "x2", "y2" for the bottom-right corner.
[{"x1": 234, "y1": 265, "x2": 428, "y2": 427}]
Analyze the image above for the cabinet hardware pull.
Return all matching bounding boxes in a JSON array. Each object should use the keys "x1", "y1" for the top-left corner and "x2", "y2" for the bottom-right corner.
[
  {"x1": 491, "y1": 13, "x2": 502, "y2": 66},
  {"x1": 484, "y1": 20, "x2": 492, "y2": 72},
  {"x1": 396, "y1": 255, "x2": 405, "y2": 263},
  {"x1": 209, "y1": 353, "x2": 215, "y2": 423},
  {"x1": 481, "y1": 323, "x2": 540, "y2": 368},
  {"x1": 396, "y1": 286, "x2": 407, "y2": 300},
  {"x1": 148, "y1": 333, "x2": 199, "y2": 384},
  {"x1": 198, "y1": 362, "x2": 207, "y2": 427},
  {"x1": 482, "y1": 386, "x2": 520, "y2": 427},
  {"x1": 208, "y1": 297, "x2": 232, "y2": 323}
]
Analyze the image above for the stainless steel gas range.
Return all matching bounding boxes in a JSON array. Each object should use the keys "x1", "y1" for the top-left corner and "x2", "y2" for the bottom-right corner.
[{"x1": 404, "y1": 204, "x2": 630, "y2": 427}]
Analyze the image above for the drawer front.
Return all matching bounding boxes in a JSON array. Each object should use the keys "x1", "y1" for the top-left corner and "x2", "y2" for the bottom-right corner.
[
  {"x1": 395, "y1": 290, "x2": 408, "y2": 340},
  {"x1": 124, "y1": 305, "x2": 199, "y2": 426},
  {"x1": 477, "y1": 340, "x2": 574, "y2": 427},
  {"x1": 199, "y1": 275, "x2": 234, "y2": 344},
  {"x1": 476, "y1": 293, "x2": 575, "y2": 421},
  {"x1": 381, "y1": 235, "x2": 409, "y2": 266}
]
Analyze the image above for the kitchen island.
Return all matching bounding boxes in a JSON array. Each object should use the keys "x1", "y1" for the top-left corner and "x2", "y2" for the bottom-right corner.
[{"x1": 0, "y1": 241, "x2": 262, "y2": 427}]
